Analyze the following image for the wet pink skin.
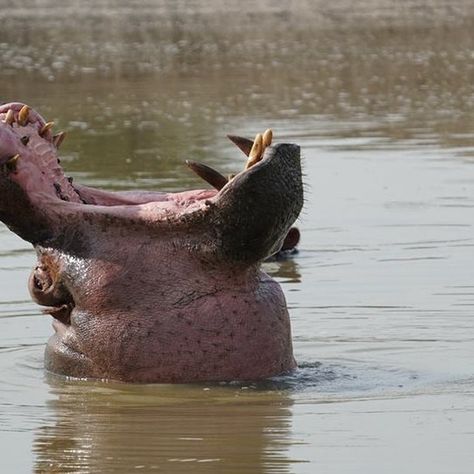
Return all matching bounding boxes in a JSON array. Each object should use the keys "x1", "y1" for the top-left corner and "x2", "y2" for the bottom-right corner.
[{"x1": 0, "y1": 102, "x2": 303, "y2": 383}]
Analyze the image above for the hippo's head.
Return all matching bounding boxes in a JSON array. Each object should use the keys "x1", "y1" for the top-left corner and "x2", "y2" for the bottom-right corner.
[{"x1": 0, "y1": 103, "x2": 303, "y2": 383}]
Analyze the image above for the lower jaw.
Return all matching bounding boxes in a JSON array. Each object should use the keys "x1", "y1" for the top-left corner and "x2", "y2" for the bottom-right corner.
[
  {"x1": 44, "y1": 336, "x2": 296, "y2": 383},
  {"x1": 45, "y1": 320, "x2": 297, "y2": 383}
]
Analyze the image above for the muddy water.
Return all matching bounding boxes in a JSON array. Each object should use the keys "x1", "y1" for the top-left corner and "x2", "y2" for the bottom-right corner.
[{"x1": 1, "y1": 1, "x2": 474, "y2": 472}]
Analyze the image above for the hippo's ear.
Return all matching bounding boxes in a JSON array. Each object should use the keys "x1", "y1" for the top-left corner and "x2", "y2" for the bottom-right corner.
[{"x1": 207, "y1": 143, "x2": 303, "y2": 264}]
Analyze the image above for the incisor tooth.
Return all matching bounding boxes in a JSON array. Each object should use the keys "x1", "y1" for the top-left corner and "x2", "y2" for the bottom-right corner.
[
  {"x1": 17, "y1": 105, "x2": 30, "y2": 126},
  {"x1": 245, "y1": 133, "x2": 263, "y2": 169},
  {"x1": 39, "y1": 121, "x2": 54, "y2": 136},
  {"x1": 53, "y1": 131, "x2": 66, "y2": 148},
  {"x1": 262, "y1": 128, "x2": 273, "y2": 147},
  {"x1": 249, "y1": 133, "x2": 263, "y2": 159},
  {"x1": 4, "y1": 109, "x2": 14, "y2": 125}
]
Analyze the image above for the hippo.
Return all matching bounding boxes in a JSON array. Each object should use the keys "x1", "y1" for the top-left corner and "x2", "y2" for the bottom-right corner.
[{"x1": 0, "y1": 103, "x2": 303, "y2": 383}]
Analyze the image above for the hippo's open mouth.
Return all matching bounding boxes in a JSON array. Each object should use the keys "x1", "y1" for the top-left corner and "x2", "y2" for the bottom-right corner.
[
  {"x1": 0, "y1": 102, "x2": 303, "y2": 383},
  {"x1": 0, "y1": 103, "x2": 302, "y2": 260}
]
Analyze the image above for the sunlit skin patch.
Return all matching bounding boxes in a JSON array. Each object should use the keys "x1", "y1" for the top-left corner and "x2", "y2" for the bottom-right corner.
[{"x1": 0, "y1": 102, "x2": 303, "y2": 383}]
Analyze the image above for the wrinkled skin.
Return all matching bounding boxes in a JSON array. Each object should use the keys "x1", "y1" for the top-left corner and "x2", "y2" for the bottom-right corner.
[{"x1": 0, "y1": 103, "x2": 303, "y2": 383}]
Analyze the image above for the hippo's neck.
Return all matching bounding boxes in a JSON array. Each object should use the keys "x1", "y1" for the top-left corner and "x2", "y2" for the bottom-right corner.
[{"x1": 36, "y1": 247, "x2": 296, "y2": 382}]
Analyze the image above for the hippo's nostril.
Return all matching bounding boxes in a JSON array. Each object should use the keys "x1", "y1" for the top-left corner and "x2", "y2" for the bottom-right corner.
[{"x1": 20, "y1": 136, "x2": 30, "y2": 146}]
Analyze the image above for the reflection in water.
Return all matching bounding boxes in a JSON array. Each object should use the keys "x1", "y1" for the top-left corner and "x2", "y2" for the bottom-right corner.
[
  {"x1": 33, "y1": 378, "x2": 296, "y2": 473},
  {"x1": 264, "y1": 259, "x2": 302, "y2": 284}
]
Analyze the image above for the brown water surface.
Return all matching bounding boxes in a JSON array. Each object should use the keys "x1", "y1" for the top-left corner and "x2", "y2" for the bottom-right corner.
[{"x1": 1, "y1": 1, "x2": 474, "y2": 472}]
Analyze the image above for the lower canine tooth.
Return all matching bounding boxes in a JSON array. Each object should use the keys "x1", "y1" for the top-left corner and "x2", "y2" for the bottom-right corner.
[
  {"x1": 227, "y1": 135, "x2": 253, "y2": 156},
  {"x1": 185, "y1": 160, "x2": 228, "y2": 190},
  {"x1": 17, "y1": 105, "x2": 30, "y2": 126}
]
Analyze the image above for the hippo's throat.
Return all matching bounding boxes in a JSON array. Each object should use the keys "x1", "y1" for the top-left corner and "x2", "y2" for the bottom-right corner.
[{"x1": 44, "y1": 261, "x2": 297, "y2": 383}]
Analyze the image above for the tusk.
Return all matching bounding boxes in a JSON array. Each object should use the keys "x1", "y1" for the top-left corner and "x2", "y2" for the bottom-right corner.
[
  {"x1": 4, "y1": 109, "x2": 14, "y2": 125},
  {"x1": 17, "y1": 105, "x2": 30, "y2": 126},
  {"x1": 39, "y1": 121, "x2": 54, "y2": 137},
  {"x1": 262, "y1": 128, "x2": 273, "y2": 147},
  {"x1": 227, "y1": 135, "x2": 254, "y2": 157},
  {"x1": 249, "y1": 133, "x2": 263, "y2": 160},
  {"x1": 245, "y1": 133, "x2": 263, "y2": 169},
  {"x1": 53, "y1": 131, "x2": 66, "y2": 149},
  {"x1": 185, "y1": 160, "x2": 228, "y2": 190}
]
